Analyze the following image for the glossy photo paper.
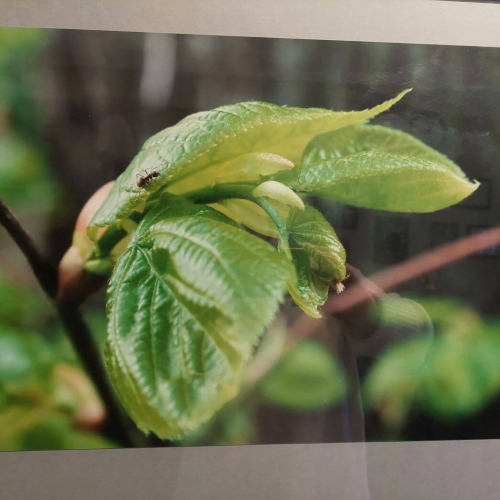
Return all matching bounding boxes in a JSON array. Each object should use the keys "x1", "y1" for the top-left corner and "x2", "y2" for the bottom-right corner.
[{"x1": 0, "y1": 26, "x2": 499, "y2": 453}]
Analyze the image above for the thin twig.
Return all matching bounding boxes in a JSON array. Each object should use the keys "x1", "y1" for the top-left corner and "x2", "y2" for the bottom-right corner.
[{"x1": 0, "y1": 197, "x2": 136, "y2": 447}]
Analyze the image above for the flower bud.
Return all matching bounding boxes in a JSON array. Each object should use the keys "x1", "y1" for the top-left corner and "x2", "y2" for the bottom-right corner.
[{"x1": 57, "y1": 182, "x2": 114, "y2": 304}]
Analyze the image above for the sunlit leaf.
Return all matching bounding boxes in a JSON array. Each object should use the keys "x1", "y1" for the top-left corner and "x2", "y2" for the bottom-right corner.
[
  {"x1": 168, "y1": 152, "x2": 294, "y2": 194},
  {"x1": 272, "y1": 124, "x2": 478, "y2": 212},
  {"x1": 89, "y1": 91, "x2": 409, "y2": 231}
]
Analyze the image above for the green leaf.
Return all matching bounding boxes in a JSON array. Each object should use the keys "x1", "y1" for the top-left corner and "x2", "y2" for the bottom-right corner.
[
  {"x1": 278, "y1": 205, "x2": 346, "y2": 318},
  {"x1": 105, "y1": 196, "x2": 292, "y2": 439},
  {"x1": 89, "y1": 91, "x2": 410, "y2": 231},
  {"x1": 272, "y1": 124, "x2": 479, "y2": 212},
  {"x1": 58, "y1": 428, "x2": 118, "y2": 450},
  {"x1": 260, "y1": 340, "x2": 346, "y2": 411}
]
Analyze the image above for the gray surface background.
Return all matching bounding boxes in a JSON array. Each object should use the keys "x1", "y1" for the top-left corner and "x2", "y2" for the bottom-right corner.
[
  {"x1": 0, "y1": 0, "x2": 499, "y2": 47},
  {"x1": 1, "y1": 0, "x2": 500, "y2": 498},
  {"x1": 1, "y1": 440, "x2": 500, "y2": 499}
]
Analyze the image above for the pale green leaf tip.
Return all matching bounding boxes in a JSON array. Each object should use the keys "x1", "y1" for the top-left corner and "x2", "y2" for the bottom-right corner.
[
  {"x1": 460, "y1": 178, "x2": 480, "y2": 199},
  {"x1": 392, "y1": 88, "x2": 412, "y2": 104}
]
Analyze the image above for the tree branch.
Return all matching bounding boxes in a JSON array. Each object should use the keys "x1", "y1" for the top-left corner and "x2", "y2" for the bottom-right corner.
[{"x1": 0, "y1": 197, "x2": 137, "y2": 447}]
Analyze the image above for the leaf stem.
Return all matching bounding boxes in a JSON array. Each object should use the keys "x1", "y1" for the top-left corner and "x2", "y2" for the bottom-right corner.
[
  {"x1": 0, "y1": 197, "x2": 137, "y2": 447},
  {"x1": 184, "y1": 182, "x2": 257, "y2": 205},
  {"x1": 254, "y1": 197, "x2": 287, "y2": 234}
]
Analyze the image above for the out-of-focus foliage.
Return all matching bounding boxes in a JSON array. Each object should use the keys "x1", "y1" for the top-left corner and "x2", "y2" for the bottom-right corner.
[
  {"x1": 0, "y1": 27, "x2": 58, "y2": 214},
  {"x1": 0, "y1": 407, "x2": 115, "y2": 452},
  {"x1": 363, "y1": 298, "x2": 500, "y2": 431},
  {"x1": 0, "y1": 270, "x2": 50, "y2": 330},
  {"x1": 0, "y1": 325, "x2": 116, "y2": 451},
  {"x1": 0, "y1": 134, "x2": 55, "y2": 212},
  {"x1": 0, "y1": 28, "x2": 114, "y2": 451},
  {"x1": 259, "y1": 340, "x2": 346, "y2": 411},
  {"x1": 0, "y1": 28, "x2": 49, "y2": 135}
]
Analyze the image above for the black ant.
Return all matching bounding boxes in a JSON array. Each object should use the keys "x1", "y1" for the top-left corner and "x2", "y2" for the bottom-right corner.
[{"x1": 136, "y1": 168, "x2": 161, "y2": 188}]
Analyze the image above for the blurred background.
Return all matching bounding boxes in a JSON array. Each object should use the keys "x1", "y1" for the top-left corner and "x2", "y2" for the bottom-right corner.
[{"x1": 0, "y1": 26, "x2": 500, "y2": 450}]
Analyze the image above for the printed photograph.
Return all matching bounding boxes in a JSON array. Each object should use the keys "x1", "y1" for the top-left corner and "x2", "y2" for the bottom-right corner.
[{"x1": 0, "y1": 27, "x2": 499, "y2": 451}]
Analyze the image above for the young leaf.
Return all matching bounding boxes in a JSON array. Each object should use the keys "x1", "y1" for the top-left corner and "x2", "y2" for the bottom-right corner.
[
  {"x1": 272, "y1": 124, "x2": 478, "y2": 212},
  {"x1": 168, "y1": 152, "x2": 294, "y2": 194},
  {"x1": 105, "y1": 196, "x2": 292, "y2": 438},
  {"x1": 89, "y1": 91, "x2": 409, "y2": 230},
  {"x1": 260, "y1": 340, "x2": 346, "y2": 411},
  {"x1": 277, "y1": 205, "x2": 347, "y2": 318}
]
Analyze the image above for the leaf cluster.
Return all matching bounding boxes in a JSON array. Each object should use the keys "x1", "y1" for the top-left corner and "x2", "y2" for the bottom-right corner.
[{"x1": 83, "y1": 91, "x2": 477, "y2": 439}]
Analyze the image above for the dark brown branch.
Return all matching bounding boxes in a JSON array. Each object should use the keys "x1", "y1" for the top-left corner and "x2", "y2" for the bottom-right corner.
[
  {"x1": 0, "y1": 197, "x2": 137, "y2": 447},
  {"x1": 0, "y1": 198, "x2": 58, "y2": 298}
]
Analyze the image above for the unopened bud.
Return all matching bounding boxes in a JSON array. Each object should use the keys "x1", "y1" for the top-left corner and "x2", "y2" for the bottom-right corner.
[
  {"x1": 253, "y1": 181, "x2": 304, "y2": 210},
  {"x1": 57, "y1": 245, "x2": 107, "y2": 304},
  {"x1": 57, "y1": 181, "x2": 114, "y2": 304}
]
